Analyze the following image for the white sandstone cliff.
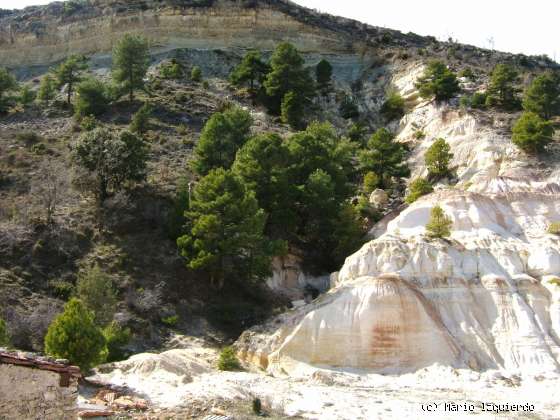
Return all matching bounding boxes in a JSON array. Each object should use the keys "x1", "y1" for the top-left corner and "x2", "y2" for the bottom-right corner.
[{"x1": 236, "y1": 68, "x2": 560, "y2": 379}]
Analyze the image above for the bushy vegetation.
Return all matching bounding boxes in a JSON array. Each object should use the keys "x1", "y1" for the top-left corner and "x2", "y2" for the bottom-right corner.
[
  {"x1": 75, "y1": 77, "x2": 111, "y2": 118},
  {"x1": 217, "y1": 346, "x2": 241, "y2": 371},
  {"x1": 38, "y1": 74, "x2": 57, "y2": 105},
  {"x1": 415, "y1": 60, "x2": 460, "y2": 101},
  {"x1": 512, "y1": 111, "x2": 553, "y2": 154},
  {"x1": 0, "y1": 67, "x2": 19, "y2": 112},
  {"x1": 130, "y1": 102, "x2": 152, "y2": 134},
  {"x1": 339, "y1": 95, "x2": 360, "y2": 119},
  {"x1": 74, "y1": 128, "x2": 149, "y2": 201},
  {"x1": 160, "y1": 59, "x2": 184, "y2": 79},
  {"x1": 547, "y1": 222, "x2": 560, "y2": 235},
  {"x1": 425, "y1": 138, "x2": 453, "y2": 180},
  {"x1": 380, "y1": 90, "x2": 406, "y2": 121},
  {"x1": 406, "y1": 177, "x2": 433, "y2": 204},
  {"x1": 0, "y1": 318, "x2": 10, "y2": 347},
  {"x1": 76, "y1": 265, "x2": 117, "y2": 327},
  {"x1": 44, "y1": 298, "x2": 106, "y2": 371},
  {"x1": 425, "y1": 205, "x2": 453, "y2": 239},
  {"x1": 102, "y1": 321, "x2": 131, "y2": 363},
  {"x1": 191, "y1": 66, "x2": 202, "y2": 82}
]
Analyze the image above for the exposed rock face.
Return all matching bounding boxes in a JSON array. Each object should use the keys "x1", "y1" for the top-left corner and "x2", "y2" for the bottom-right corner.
[{"x1": 0, "y1": 0, "x2": 378, "y2": 69}]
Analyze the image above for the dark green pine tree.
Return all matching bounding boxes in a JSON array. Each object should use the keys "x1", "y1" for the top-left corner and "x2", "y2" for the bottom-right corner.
[
  {"x1": 177, "y1": 168, "x2": 281, "y2": 289},
  {"x1": 358, "y1": 128, "x2": 410, "y2": 189},
  {"x1": 523, "y1": 72, "x2": 560, "y2": 119},
  {"x1": 53, "y1": 55, "x2": 88, "y2": 104},
  {"x1": 112, "y1": 34, "x2": 150, "y2": 102}
]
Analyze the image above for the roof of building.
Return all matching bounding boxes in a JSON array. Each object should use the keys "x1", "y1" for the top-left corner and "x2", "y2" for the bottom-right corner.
[{"x1": 0, "y1": 350, "x2": 81, "y2": 378}]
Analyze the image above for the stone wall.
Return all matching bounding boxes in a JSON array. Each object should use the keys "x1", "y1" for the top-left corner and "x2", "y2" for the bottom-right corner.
[{"x1": 0, "y1": 361, "x2": 78, "y2": 420}]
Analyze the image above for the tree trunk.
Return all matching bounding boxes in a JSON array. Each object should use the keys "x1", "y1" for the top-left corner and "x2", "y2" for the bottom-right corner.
[{"x1": 67, "y1": 83, "x2": 72, "y2": 105}]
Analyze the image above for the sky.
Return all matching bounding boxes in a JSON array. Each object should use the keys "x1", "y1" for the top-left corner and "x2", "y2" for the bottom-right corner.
[{"x1": 2, "y1": 0, "x2": 558, "y2": 59}]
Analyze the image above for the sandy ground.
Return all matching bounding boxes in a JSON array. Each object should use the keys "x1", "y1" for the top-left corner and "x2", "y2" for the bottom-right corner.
[{"x1": 88, "y1": 340, "x2": 559, "y2": 420}]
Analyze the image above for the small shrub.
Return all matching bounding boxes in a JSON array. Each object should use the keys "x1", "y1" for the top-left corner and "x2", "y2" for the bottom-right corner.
[
  {"x1": 49, "y1": 279, "x2": 75, "y2": 300},
  {"x1": 217, "y1": 346, "x2": 241, "y2": 371},
  {"x1": 202, "y1": 80, "x2": 210, "y2": 89},
  {"x1": 363, "y1": 171, "x2": 380, "y2": 194},
  {"x1": 102, "y1": 321, "x2": 131, "y2": 362},
  {"x1": 80, "y1": 115, "x2": 98, "y2": 131},
  {"x1": 252, "y1": 398, "x2": 262, "y2": 415},
  {"x1": 548, "y1": 277, "x2": 560, "y2": 287},
  {"x1": 458, "y1": 67, "x2": 474, "y2": 80},
  {"x1": 75, "y1": 78, "x2": 110, "y2": 118},
  {"x1": 414, "y1": 130, "x2": 426, "y2": 140},
  {"x1": 470, "y1": 92, "x2": 487, "y2": 109},
  {"x1": 30, "y1": 143, "x2": 47, "y2": 155},
  {"x1": 76, "y1": 265, "x2": 117, "y2": 327},
  {"x1": 425, "y1": 205, "x2": 452, "y2": 239},
  {"x1": 380, "y1": 90, "x2": 405, "y2": 121},
  {"x1": 355, "y1": 195, "x2": 381, "y2": 221},
  {"x1": 191, "y1": 66, "x2": 202, "y2": 82},
  {"x1": 44, "y1": 298, "x2": 107, "y2": 371},
  {"x1": 339, "y1": 95, "x2": 359, "y2": 119},
  {"x1": 130, "y1": 103, "x2": 152, "y2": 134},
  {"x1": 160, "y1": 60, "x2": 184, "y2": 79},
  {"x1": 19, "y1": 84, "x2": 36, "y2": 106},
  {"x1": 406, "y1": 178, "x2": 433, "y2": 204},
  {"x1": 0, "y1": 318, "x2": 10, "y2": 347},
  {"x1": 16, "y1": 131, "x2": 41, "y2": 146},
  {"x1": 547, "y1": 222, "x2": 560, "y2": 234},
  {"x1": 161, "y1": 315, "x2": 179, "y2": 327}
]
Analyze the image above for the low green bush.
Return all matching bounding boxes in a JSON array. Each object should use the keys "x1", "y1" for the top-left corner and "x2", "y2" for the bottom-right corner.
[{"x1": 217, "y1": 346, "x2": 241, "y2": 371}]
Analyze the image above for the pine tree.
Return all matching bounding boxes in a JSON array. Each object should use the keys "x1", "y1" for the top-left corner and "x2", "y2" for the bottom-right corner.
[
  {"x1": 425, "y1": 205, "x2": 453, "y2": 239},
  {"x1": 523, "y1": 72, "x2": 560, "y2": 119},
  {"x1": 192, "y1": 107, "x2": 253, "y2": 175},
  {"x1": 425, "y1": 138, "x2": 453, "y2": 179},
  {"x1": 406, "y1": 177, "x2": 433, "y2": 204},
  {"x1": 177, "y1": 168, "x2": 278, "y2": 289},
  {"x1": 44, "y1": 298, "x2": 107, "y2": 371},
  {"x1": 53, "y1": 55, "x2": 88, "y2": 104},
  {"x1": 281, "y1": 91, "x2": 304, "y2": 129},
  {"x1": 230, "y1": 50, "x2": 269, "y2": 96},
  {"x1": 512, "y1": 111, "x2": 553, "y2": 154},
  {"x1": 380, "y1": 90, "x2": 406, "y2": 121},
  {"x1": 263, "y1": 42, "x2": 315, "y2": 113},
  {"x1": 232, "y1": 132, "x2": 295, "y2": 238},
  {"x1": 358, "y1": 128, "x2": 410, "y2": 189},
  {"x1": 486, "y1": 64, "x2": 520, "y2": 110},
  {"x1": 315, "y1": 59, "x2": 333, "y2": 94},
  {"x1": 112, "y1": 34, "x2": 150, "y2": 102},
  {"x1": 415, "y1": 61, "x2": 460, "y2": 101}
]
